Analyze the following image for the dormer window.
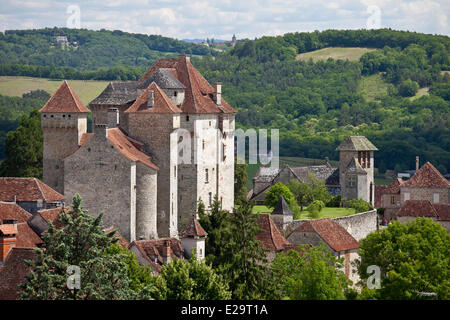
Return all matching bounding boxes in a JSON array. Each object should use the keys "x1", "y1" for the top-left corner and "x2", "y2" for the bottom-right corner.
[{"x1": 174, "y1": 91, "x2": 178, "y2": 97}]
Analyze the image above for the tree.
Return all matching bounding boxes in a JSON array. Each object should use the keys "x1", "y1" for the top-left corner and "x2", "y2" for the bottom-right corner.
[
  {"x1": 356, "y1": 218, "x2": 450, "y2": 299},
  {"x1": 398, "y1": 79, "x2": 419, "y2": 97},
  {"x1": 223, "y1": 198, "x2": 272, "y2": 299},
  {"x1": 0, "y1": 108, "x2": 43, "y2": 178},
  {"x1": 19, "y1": 194, "x2": 140, "y2": 300},
  {"x1": 264, "y1": 182, "x2": 295, "y2": 209},
  {"x1": 197, "y1": 194, "x2": 231, "y2": 267},
  {"x1": 151, "y1": 255, "x2": 231, "y2": 300},
  {"x1": 286, "y1": 179, "x2": 313, "y2": 211},
  {"x1": 234, "y1": 157, "x2": 248, "y2": 204},
  {"x1": 307, "y1": 200, "x2": 325, "y2": 218},
  {"x1": 271, "y1": 243, "x2": 350, "y2": 300},
  {"x1": 105, "y1": 243, "x2": 153, "y2": 293}
]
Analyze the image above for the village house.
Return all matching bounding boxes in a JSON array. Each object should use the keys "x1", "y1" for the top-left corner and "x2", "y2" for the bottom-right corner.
[
  {"x1": 0, "y1": 178, "x2": 65, "y2": 214},
  {"x1": 396, "y1": 200, "x2": 450, "y2": 231},
  {"x1": 286, "y1": 218, "x2": 360, "y2": 284}
]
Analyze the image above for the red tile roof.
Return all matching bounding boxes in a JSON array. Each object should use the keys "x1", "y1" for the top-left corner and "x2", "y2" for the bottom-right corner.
[
  {"x1": 295, "y1": 219, "x2": 359, "y2": 252},
  {"x1": 433, "y1": 204, "x2": 450, "y2": 221},
  {"x1": 0, "y1": 202, "x2": 32, "y2": 223},
  {"x1": 0, "y1": 247, "x2": 38, "y2": 300},
  {"x1": 179, "y1": 217, "x2": 208, "y2": 238},
  {"x1": 139, "y1": 55, "x2": 236, "y2": 114},
  {"x1": 255, "y1": 214, "x2": 291, "y2": 251},
  {"x1": 382, "y1": 178, "x2": 404, "y2": 194},
  {"x1": 37, "y1": 207, "x2": 66, "y2": 228},
  {"x1": 0, "y1": 224, "x2": 17, "y2": 236},
  {"x1": 103, "y1": 226, "x2": 130, "y2": 249},
  {"x1": 0, "y1": 178, "x2": 65, "y2": 202},
  {"x1": 39, "y1": 80, "x2": 90, "y2": 113},
  {"x1": 79, "y1": 133, "x2": 94, "y2": 147},
  {"x1": 125, "y1": 82, "x2": 182, "y2": 114},
  {"x1": 402, "y1": 162, "x2": 450, "y2": 188},
  {"x1": 129, "y1": 238, "x2": 184, "y2": 264},
  {"x1": 107, "y1": 128, "x2": 159, "y2": 170},
  {"x1": 396, "y1": 200, "x2": 438, "y2": 218},
  {"x1": 16, "y1": 222, "x2": 43, "y2": 248}
]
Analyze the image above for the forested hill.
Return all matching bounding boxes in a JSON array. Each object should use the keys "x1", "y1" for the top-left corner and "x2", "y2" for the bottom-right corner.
[
  {"x1": 0, "y1": 27, "x2": 212, "y2": 74},
  {"x1": 193, "y1": 29, "x2": 450, "y2": 174}
]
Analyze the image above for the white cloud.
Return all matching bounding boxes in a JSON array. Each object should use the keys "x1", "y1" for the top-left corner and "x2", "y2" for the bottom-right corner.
[{"x1": 0, "y1": 0, "x2": 447, "y2": 38}]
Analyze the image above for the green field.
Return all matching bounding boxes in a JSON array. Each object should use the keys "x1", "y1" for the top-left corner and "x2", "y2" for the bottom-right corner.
[
  {"x1": 296, "y1": 47, "x2": 377, "y2": 62},
  {"x1": 252, "y1": 205, "x2": 356, "y2": 219},
  {"x1": 0, "y1": 76, "x2": 109, "y2": 105},
  {"x1": 357, "y1": 74, "x2": 389, "y2": 101}
]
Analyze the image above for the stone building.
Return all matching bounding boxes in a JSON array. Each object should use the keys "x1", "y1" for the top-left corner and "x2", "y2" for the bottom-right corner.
[
  {"x1": 380, "y1": 162, "x2": 450, "y2": 220},
  {"x1": 40, "y1": 55, "x2": 236, "y2": 242},
  {"x1": 286, "y1": 218, "x2": 360, "y2": 283},
  {"x1": 179, "y1": 217, "x2": 208, "y2": 260},
  {"x1": 255, "y1": 214, "x2": 293, "y2": 263},
  {"x1": 249, "y1": 136, "x2": 377, "y2": 206},
  {"x1": 270, "y1": 196, "x2": 293, "y2": 231},
  {"x1": 396, "y1": 200, "x2": 450, "y2": 231}
]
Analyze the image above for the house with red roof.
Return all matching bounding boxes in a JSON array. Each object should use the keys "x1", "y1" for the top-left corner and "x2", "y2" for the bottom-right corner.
[
  {"x1": 40, "y1": 55, "x2": 237, "y2": 243},
  {"x1": 286, "y1": 218, "x2": 360, "y2": 283},
  {"x1": 396, "y1": 200, "x2": 450, "y2": 231},
  {"x1": 0, "y1": 178, "x2": 65, "y2": 214}
]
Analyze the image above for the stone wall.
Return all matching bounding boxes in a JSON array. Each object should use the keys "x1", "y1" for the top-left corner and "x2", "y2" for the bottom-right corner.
[
  {"x1": 400, "y1": 186, "x2": 449, "y2": 205},
  {"x1": 286, "y1": 209, "x2": 378, "y2": 242},
  {"x1": 64, "y1": 129, "x2": 136, "y2": 242}
]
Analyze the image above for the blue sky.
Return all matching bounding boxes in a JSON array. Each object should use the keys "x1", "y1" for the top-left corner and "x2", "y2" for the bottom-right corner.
[{"x1": 0, "y1": 0, "x2": 448, "y2": 39}]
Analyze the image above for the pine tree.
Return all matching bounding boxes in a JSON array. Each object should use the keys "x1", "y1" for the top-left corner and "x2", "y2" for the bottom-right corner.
[
  {"x1": 19, "y1": 194, "x2": 141, "y2": 300},
  {"x1": 223, "y1": 198, "x2": 272, "y2": 299},
  {"x1": 198, "y1": 194, "x2": 231, "y2": 268}
]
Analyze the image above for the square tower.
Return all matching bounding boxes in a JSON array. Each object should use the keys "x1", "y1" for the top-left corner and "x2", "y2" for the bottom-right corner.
[{"x1": 336, "y1": 136, "x2": 378, "y2": 205}]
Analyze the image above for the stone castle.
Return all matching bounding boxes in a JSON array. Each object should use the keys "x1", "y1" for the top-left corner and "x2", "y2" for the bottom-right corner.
[{"x1": 39, "y1": 55, "x2": 236, "y2": 242}]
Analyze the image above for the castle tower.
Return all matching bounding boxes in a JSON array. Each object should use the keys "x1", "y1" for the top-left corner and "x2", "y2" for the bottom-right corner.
[
  {"x1": 125, "y1": 82, "x2": 181, "y2": 238},
  {"x1": 39, "y1": 81, "x2": 89, "y2": 194},
  {"x1": 336, "y1": 136, "x2": 378, "y2": 205},
  {"x1": 179, "y1": 216, "x2": 208, "y2": 260}
]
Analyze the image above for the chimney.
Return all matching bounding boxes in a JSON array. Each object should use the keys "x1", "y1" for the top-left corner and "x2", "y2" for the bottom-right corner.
[
  {"x1": 147, "y1": 90, "x2": 154, "y2": 109},
  {"x1": 94, "y1": 124, "x2": 108, "y2": 139},
  {"x1": 415, "y1": 156, "x2": 419, "y2": 171},
  {"x1": 214, "y1": 82, "x2": 222, "y2": 106},
  {"x1": 3, "y1": 219, "x2": 18, "y2": 230},
  {"x1": 0, "y1": 223, "x2": 18, "y2": 267},
  {"x1": 107, "y1": 108, "x2": 119, "y2": 128},
  {"x1": 161, "y1": 240, "x2": 172, "y2": 264}
]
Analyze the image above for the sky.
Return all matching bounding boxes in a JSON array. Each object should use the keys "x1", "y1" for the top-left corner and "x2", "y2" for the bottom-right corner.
[{"x1": 0, "y1": 0, "x2": 448, "y2": 40}]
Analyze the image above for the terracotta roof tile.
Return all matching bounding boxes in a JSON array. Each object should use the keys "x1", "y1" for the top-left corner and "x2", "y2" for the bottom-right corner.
[
  {"x1": 180, "y1": 217, "x2": 208, "y2": 238},
  {"x1": 0, "y1": 178, "x2": 65, "y2": 202},
  {"x1": 382, "y1": 178, "x2": 403, "y2": 194},
  {"x1": 139, "y1": 55, "x2": 237, "y2": 114},
  {"x1": 79, "y1": 133, "x2": 94, "y2": 147},
  {"x1": 0, "y1": 202, "x2": 32, "y2": 223},
  {"x1": 397, "y1": 200, "x2": 438, "y2": 218},
  {"x1": 433, "y1": 204, "x2": 450, "y2": 221},
  {"x1": 39, "y1": 80, "x2": 90, "y2": 113},
  {"x1": 107, "y1": 128, "x2": 159, "y2": 170},
  {"x1": 295, "y1": 219, "x2": 359, "y2": 252},
  {"x1": 0, "y1": 247, "x2": 38, "y2": 300},
  {"x1": 125, "y1": 82, "x2": 182, "y2": 114},
  {"x1": 103, "y1": 226, "x2": 130, "y2": 249},
  {"x1": 255, "y1": 214, "x2": 291, "y2": 251},
  {"x1": 402, "y1": 162, "x2": 450, "y2": 188},
  {"x1": 16, "y1": 222, "x2": 43, "y2": 248},
  {"x1": 130, "y1": 238, "x2": 184, "y2": 264}
]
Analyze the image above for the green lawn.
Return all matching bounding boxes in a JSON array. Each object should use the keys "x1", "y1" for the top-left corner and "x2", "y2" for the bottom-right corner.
[
  {"x1": 251, "y1": 205, "x2": 355, "y2": 219},
  {"x1": 0, "y1": 76, "x2": 109, "y2": 105},
  {"x1": 357, "y1": 74, "x2": 389, "y2": 102},
  {"x1": 296, "y1": 47, "x2": 377, "y2": 62}
]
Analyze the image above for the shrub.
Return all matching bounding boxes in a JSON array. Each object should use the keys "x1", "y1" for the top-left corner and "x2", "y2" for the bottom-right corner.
[
  {"x1": 307, "y1": 200, "x2": 325, "y2": 218},
  {"x1": 326, "y1": 195, "x2": 341, "y2": 207},
  {"x1": 345, "y1": 198, "x2": 372, "y2": 213}
]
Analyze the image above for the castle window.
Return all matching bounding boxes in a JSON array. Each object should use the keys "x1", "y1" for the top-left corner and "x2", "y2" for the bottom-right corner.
[
  {"x1": 174, "y1": 91, "x2": 178, "y2": 97},
  {"x1": 202, "y1": 140, "x2": 205, "y2": 150},
  {"x1": 391, "y1": 196, "x2": 395, "y2": 205},
  {"x1": 43, "y1": 114, "x2": 47, "y2": 118},
  {"x1": 222, "y1": 144, "x2": 226, "y2": 162},
  {"x1": 186, "y1": 115, "x2": 190, "y2": 122},
  {"x1": 174, "y1": 166, "x2": 176, "y2": 177},
  {"x1": 209, "y1": 192, "x2": 212, "y2": 206},
  {"x1": 205, "y1": 169, "x2": 209, "y2": 183},
  {"x1": 358, "y1": 151, "x2": 362, "y2": 166},
  {"x1": 68, "y1": 114, "x2": 71, "y2": 118},
  {"x1": 367, "y1": 152, "x2": 371, "y2": 168},
  {"x1": 51, "y1": 115, "x2": 54, "y2": 118},
  {"x1": 63, "y1": 114, "x2": 66, "y2": 118},
  {"x1": 404, "y1": 192, "x2": 410, "y2": 201},
  {"x1": 433, "y1": 193, "x2": 440, "y2": 203},
  {"x1": 346, "y1": 175, "x2": 356, "y2": 188},
  {"x1": 209, "y1": 121, "x2": 211, "y2": 127}
]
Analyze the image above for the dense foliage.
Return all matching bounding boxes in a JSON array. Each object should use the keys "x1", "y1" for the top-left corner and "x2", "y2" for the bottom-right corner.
[
  {"x1": 0, "y1": 108, "x2": 43, "y2": 177},
  {"x1": 271, "y1": 243, "x2": 351, "y2": 300},
  {"x1": 193, "y1": 29, "x2": 450, "y2": 173},
  {"x1": 20, "y1": 194, "x2": 143, "y2": 300},
  {"x1": 0, "y1": 28, "x2": 212, "y2": 71},
  {"x1": 356, "y1": 218, "x2": 450, "y2": 299}
]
